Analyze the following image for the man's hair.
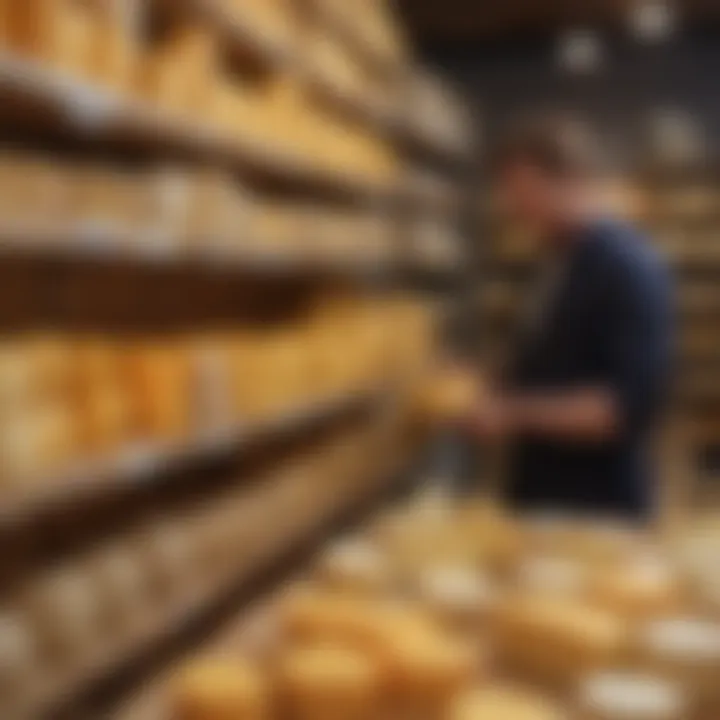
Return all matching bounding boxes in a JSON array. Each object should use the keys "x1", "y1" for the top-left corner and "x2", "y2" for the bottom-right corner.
[{"x1": 493, "y1": 113, "x2": 605, "y2": 179}]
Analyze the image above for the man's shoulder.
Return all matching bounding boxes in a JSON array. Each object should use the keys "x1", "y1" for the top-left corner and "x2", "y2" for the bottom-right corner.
[{"x1": 583, "y1": 219, "x2": 669, "y2": 285}]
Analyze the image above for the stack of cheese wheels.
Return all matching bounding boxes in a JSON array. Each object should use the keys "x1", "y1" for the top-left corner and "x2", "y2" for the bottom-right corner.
[
  {"x1": 276, "y1": 644, "x2": 381, "y2": 720},
  {"x1": 173, "y1": 659, "x2": 270, "y2": 720},
  {"x1": 578, "y1": 672, "x2": 686, "y2": 720},
  {"x1": 493, "y1": 595, "x2": 627, "y2": 690},
  {"x1": 636, "y1": 618, "x2": 720, "y2": 719},
  {"x1": 449, "y1": 685, "x2": 567, "y2": 720}
]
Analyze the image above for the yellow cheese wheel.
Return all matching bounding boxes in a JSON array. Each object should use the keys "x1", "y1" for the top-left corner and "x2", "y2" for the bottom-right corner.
[
  {"x1": 379, "y1": 625, "x2": 479, "y2": 715},
  {"x1": 449, "y1": 685, "x2": 566, "y2": 720},
  {"x1": 590, "y1": 556, "x2": 683, "y2": 620},
  {"x1": 315, "y1": 539, "x2": 394, "y2": 596},
  {"x1": 276, "y1": 644, "x2": 381, "y2": 720},
  {"x1": 636, "y1": 618, "x2": 720, "y2": 717},
  {"x1": 578, "y1": 672, "x2": 686, "y2": 720},
  {"x1": 493, "y1": 595, "x2": 628, "y2": 689},
  {"x1": 173, "y1": 659, "x2": 269, "y2": 720}
]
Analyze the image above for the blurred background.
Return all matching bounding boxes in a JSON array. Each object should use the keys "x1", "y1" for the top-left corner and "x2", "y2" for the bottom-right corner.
[{"x1": 0, "y1": 2, "x2": 719, "y2": 719}]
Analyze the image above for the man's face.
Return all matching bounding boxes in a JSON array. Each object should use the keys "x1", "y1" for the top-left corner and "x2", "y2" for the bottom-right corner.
[{"x1": 496, "y1": 161, "x2": 566, "y2": 237}]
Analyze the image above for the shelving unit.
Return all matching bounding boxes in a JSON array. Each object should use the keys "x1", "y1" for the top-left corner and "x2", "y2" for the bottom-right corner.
[
  {"x1": 0, "y1": 2, "x2": 474, "y2": 718},
  {"x1": 640, "y1": 167, "x2": 720, "y2": 483}
]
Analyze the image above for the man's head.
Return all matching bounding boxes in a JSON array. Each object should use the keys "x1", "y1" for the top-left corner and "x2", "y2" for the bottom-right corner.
[{"x1": 494, "y1": 114, "x2": 605, "y2": 241}]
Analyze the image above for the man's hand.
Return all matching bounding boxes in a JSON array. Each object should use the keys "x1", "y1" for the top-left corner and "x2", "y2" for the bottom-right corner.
[
  {"x1": 462, "y1": 392, "x2": 515, "y2": 441},
  {"x1": 462, "y1": 387, "x2": 620, "y2": 444}
]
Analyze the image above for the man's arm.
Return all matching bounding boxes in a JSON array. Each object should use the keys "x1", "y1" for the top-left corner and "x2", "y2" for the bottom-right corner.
[
  {"x1": 471, "y1": 246, "x2": 673, "y2": 444},
  {"x1": 505, "y1": 387, "x2": 620, "y2": 441}
]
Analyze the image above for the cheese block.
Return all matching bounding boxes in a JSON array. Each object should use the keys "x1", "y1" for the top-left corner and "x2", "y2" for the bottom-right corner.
[
  {"x1": 449, "y1": 685, "x2": 566, "y2": 720},
  {"x1": 493, "y1": 595, "x2": 628, "y2": 689},
  {"x1": 578, "y1": 672, "x2": 686, "y2": 720},
  {"x1": 173, "y1": 659, "x2": 269, "y2": 720},
  {"x1": 276, "y1": 644, "x2": 381, "y2": 720}
]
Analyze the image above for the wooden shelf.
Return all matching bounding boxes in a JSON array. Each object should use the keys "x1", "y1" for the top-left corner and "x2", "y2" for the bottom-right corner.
[
  {"x1": 0, "y1": 53, "x2": 402, "y2": 203},
  {"x1": 0, "y1": 391, "x2": 380, "y2": 532},
  {"x1": 0, "y1": 224, "x2": 405, "y2": 281},
  {"x1": 186, "y1": 0, "x2": 295, "y2": 69},
  {"x1": 23, "y1": 441, "x2": 413, "y2": 720}
]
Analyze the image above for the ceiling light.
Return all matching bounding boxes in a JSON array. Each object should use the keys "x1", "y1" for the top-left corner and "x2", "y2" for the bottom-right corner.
[
  {"x1": 630, "y1": 0, "x2": 676, "y2": 43},
  {"x1": 557, "y1": 29, "x2": 603, "y2": 74}
]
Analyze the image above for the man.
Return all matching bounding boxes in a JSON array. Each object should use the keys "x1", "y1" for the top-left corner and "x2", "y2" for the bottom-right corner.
[{"x1": 469, "y1": 115, "x2": 674, "y2": 521}]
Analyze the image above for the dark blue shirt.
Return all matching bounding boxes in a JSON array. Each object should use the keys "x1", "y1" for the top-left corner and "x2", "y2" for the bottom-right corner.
[{"x1": 505, "y1": 219, "x2": 674, "y2": 520}]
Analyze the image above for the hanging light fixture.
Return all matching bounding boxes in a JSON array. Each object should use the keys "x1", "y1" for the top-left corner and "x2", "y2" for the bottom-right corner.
[
  {"x1": 556, "y1": 29, "x2": 604, "y2": 74},
  {"x1": 629, "y1": 0, "x2": 677, "y2": 43}
]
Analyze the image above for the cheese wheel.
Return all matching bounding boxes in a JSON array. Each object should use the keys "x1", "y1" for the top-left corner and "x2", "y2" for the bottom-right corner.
[
  {"x1": 22, "y1": 564, "x2": 103, "y2": 667},
  {"x1": 637, "y1": 618, "x2": 720, "y2": 716},
  {"x1": 493, "y1": 595, "x2": 628, "y2": 689},
  {"x1": 5, "y1": 0, "x2": 60, "y2": 60},
  {"x1": 90, "y1": 544, "x2": 150, "y2": 637},
  {"x1": 0, "y1": 611, "x2": 37, "y2": 707},
  {"x1": 380, "y1": 627, "x2": 479, "y2": 716},
  {"x1": 449, "y1": 685, "x2": 566, "y2": 720},
  {"x1": 590, "y1": 556, "x2": 682, "y2": 620},
  {"x1": 579, "y1": 672, "x2": 686, "y2": 720},
  {"x1": 418, "y1": 566, "x2": 497, "y2": 634},
  {"x1": 173, "y1": 659, "x2": 269, "y2": 720},
  {"x1": 316, "y1": 539, "x2": 394, "y2": 596},
  {"x1": 140, "y1": 521, "x2": 196, "y2": 600},
  {"x1": 276, "y1": 644, "x2": 381, "y2": 720},
  {"x1": 516, "y1": 556, "x2": 590, "y2": 599}
]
